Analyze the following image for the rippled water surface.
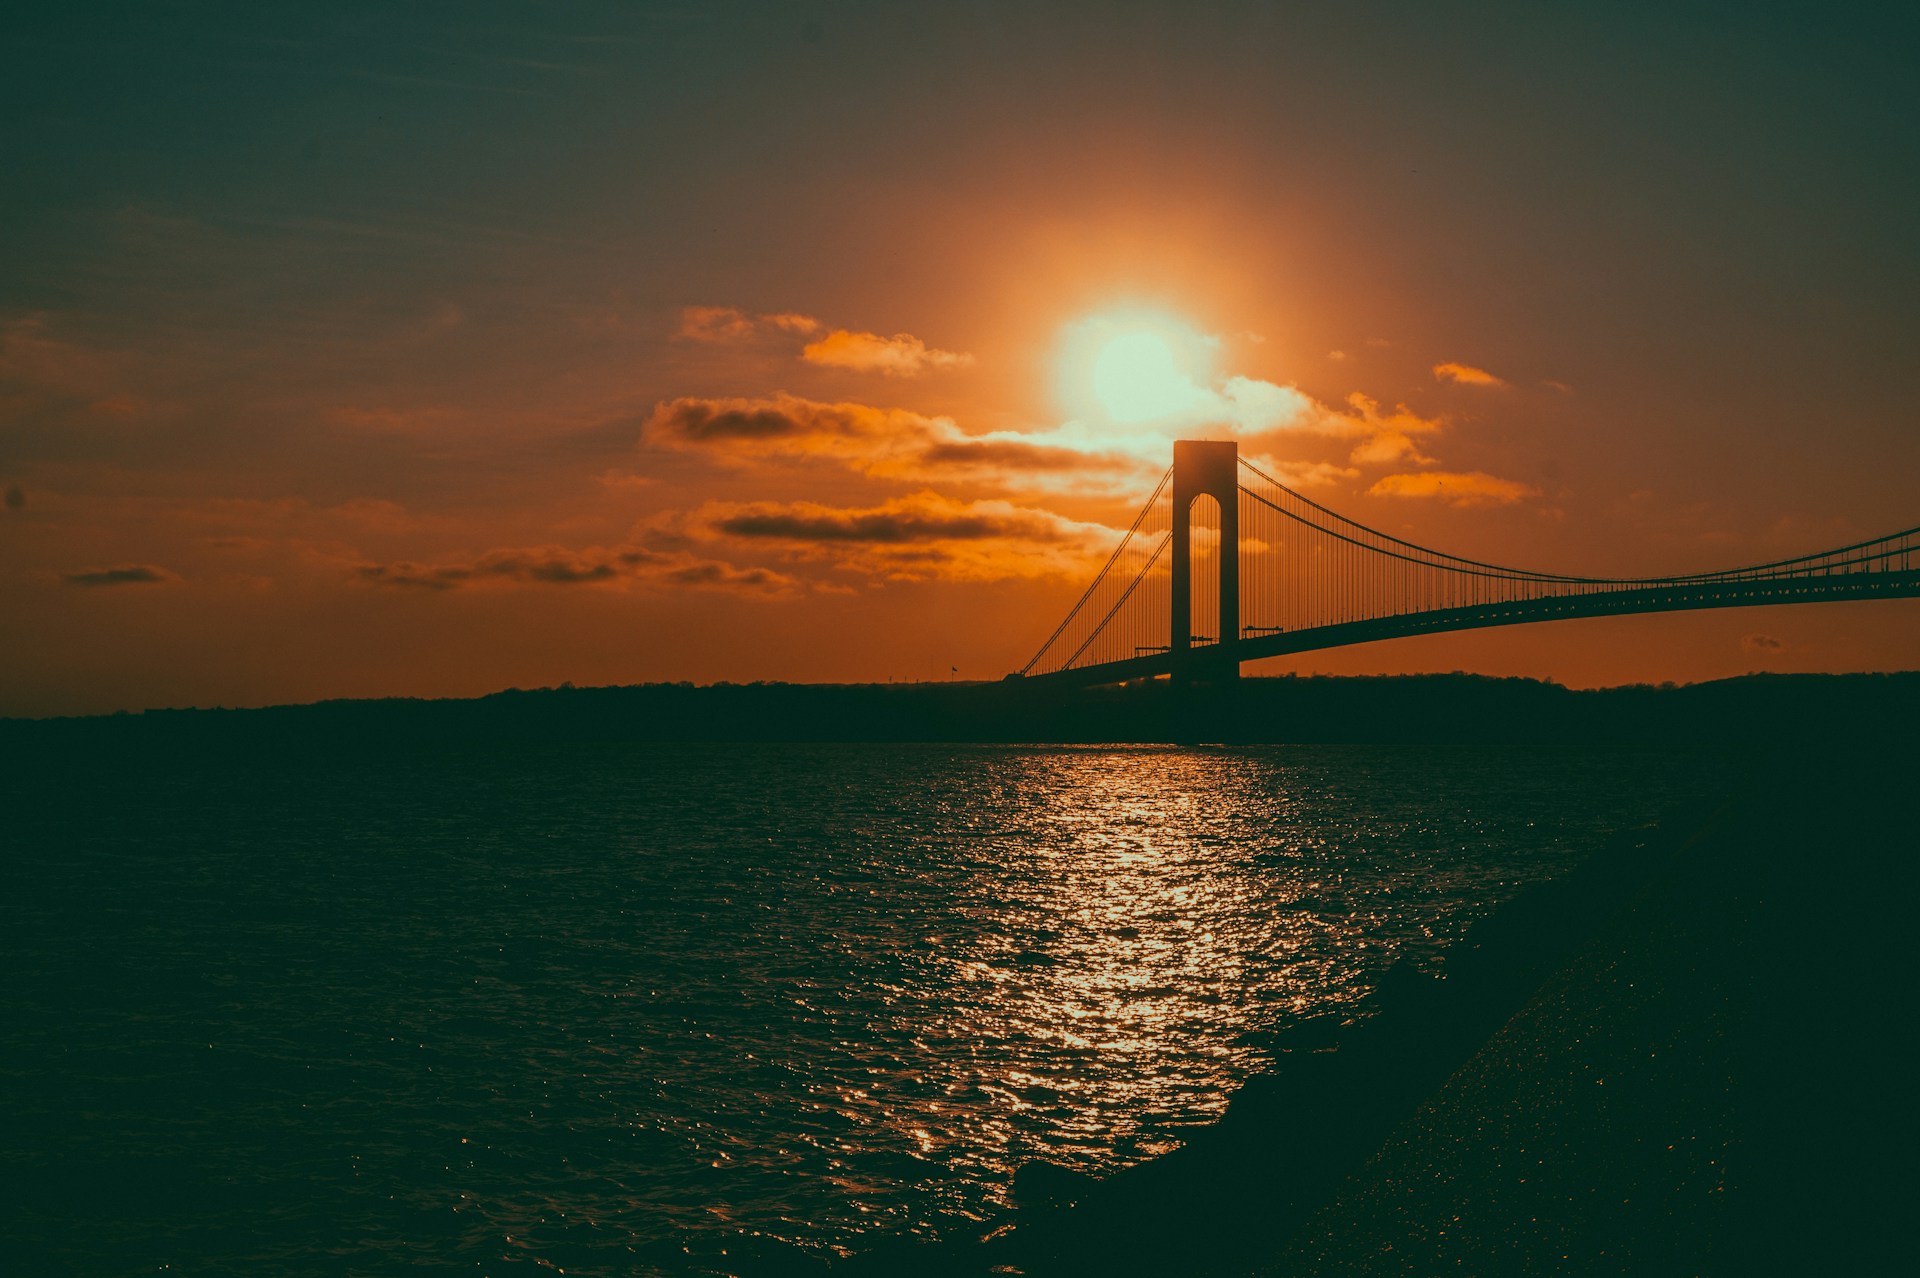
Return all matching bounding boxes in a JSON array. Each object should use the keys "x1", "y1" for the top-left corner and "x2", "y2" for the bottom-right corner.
[{"x1": 3, "y1": 743, "x2": 1728, "y2": 1274}]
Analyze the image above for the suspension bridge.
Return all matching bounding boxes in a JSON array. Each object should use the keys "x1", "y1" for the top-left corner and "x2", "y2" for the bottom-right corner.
[{"x1": 1016, "y1": 440, "x2": 1920, "y2": 687}]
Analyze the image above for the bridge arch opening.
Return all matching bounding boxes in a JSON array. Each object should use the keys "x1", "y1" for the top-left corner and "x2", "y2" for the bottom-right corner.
[{"x1": 1187, "y1": 494, "x2": 1223, "y2": 646}]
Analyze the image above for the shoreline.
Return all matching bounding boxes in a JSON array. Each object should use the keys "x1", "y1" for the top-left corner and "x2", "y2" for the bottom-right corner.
[{"x1": 5, "y1": 670, "x2": 1917, "y2": 751}]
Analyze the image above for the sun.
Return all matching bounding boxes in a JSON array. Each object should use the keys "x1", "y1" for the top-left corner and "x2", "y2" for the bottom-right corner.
[
  {"x1": 1091, "y1": 330, "x2": 1193, "y2": 424},
  {"x1": 1058, "y1": 308, "x2": 1215, "y2": 429}
]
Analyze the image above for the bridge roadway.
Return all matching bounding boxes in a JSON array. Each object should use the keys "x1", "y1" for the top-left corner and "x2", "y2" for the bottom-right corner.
[{"x1": 1015, "y1": 567, "x2": 1920, "y2": 688}]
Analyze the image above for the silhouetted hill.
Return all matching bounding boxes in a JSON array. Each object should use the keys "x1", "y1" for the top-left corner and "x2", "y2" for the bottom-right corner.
[{"x1": 4, "y1": 671, "x2": 1917, "y2": 755}]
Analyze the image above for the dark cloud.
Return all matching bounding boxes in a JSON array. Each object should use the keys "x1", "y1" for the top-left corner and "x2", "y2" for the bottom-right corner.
[
  {"x1": 661, "y1": 561, "x2": 792, "y2": 589},
  {"x1": 644, "y1": 393, "x2": 1141, "y2": 488},
  {"x1": 676, "y1": 306, "x2": 819, "y2": 342},
  {"x1": 356, "y1": 563, "x2": 470, "y2": 590},
  {"x1": 1742, "y1": 633, "x2": 1786, "y2": 653},
  {"x1": 3, "y1": 486, "x2": 22, "y2": 510},
  {"x1": 646, "y1": 393, "x2": 919, "y2": 450},
  {"x1": 683, "y1": 492, "x2": 1108, "y2": 582},
  {"x1": 917, "y1": 439, "x2": 1109, "y2": 471},
  {"x1": 62, "y1": 564, "x2": 176, "y2": 587},
  {"x1": 354, "y1": 544, "x2": 793, "y2": 595},
  {"x1": 707, "y1": 493, "x2": 1075, "y2": 545}
]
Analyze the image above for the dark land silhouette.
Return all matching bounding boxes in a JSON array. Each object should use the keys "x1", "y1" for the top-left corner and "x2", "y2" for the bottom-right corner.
[{"x1": 6, "y1": 670, "x2": 1919, "y2": 754}]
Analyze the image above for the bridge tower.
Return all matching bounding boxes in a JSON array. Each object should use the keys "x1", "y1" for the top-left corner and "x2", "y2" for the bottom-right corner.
[{"x1": 1170, "y1": 439, "x2": 1240, "y2": 683}]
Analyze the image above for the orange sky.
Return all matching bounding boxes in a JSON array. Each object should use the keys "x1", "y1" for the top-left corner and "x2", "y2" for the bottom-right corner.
[{"x1": 4, "y1": 4, "x2": 1919, "y2": 716}]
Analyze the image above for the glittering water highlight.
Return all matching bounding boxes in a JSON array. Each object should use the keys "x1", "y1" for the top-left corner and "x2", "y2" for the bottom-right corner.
[{"x1": 2, "y1": 743, "x2": 1727, "y2": 1275}]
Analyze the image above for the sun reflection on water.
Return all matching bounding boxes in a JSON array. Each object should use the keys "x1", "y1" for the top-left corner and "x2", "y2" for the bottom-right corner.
[
  {"x1": 881, "y1": 749, "x2": 1398, "y2": 1209},
  {"x1": 12, "y1": 740, "x2": 1725, "y2": 1276}
]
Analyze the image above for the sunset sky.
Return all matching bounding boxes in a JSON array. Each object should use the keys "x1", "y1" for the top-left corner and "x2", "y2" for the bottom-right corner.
[{"x1": 5, "y1": 3, "x2": 1918, "y2": 716}]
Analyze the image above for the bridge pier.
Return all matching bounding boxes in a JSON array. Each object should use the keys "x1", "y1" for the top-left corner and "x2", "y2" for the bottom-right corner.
[{"x1": 1171, "y1": 439, "x2": 1241, "y2": 686}]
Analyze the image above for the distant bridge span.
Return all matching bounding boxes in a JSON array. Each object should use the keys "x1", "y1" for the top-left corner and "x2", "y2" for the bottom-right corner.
[{"x1": 1016, "y1": 440, "x2": 1920, "y2": 687}]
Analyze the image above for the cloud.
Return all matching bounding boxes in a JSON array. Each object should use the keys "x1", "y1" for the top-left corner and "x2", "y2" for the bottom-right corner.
[
  {"x1": 704, "y1": 492, "x2": 1078, "y2": 545},
  {"x1": 662, "y1": 313, "x2": 1465, "y2": 499},
  {"x1": 643, "y1": 393, "x2": 1146, "y2": 490},
  {"x1": 676, "y1": 306, "x2": 754, "y2": 341},
  {"x1": 354, "y1": 544, "x2": 795, "y2": 595},
  {"x1": 645, "y1": 393, "x2": 942, "y2": 468},
  {"x1": 676, "y1": 305, "x2": 820, "y2": 342},
  {"x1": 1041, "y1": 313, "x2": 1454, "y2": 481},
  {"x1": 677, "y1": 305, "x2": 965, "y2": 374},
  {"x1": 1218, "y1": 376, "x2": 1319, "y2": 433},
  {"x1": 1077, "y1": 373, "x2": 1441, "y2": 465},
  {"x1": 692, "y1": 491, "x2": 1114, "y2": 582},
  {"x1": 1348, "y1": 430, "x2": 1436, "y2": 467},
  {"x1": 1368, "y1": 471, "x2": 1538, "y2": 507},
  {"x1": 801, "y1": 329, "x2": 974, "y2": 376},
  {"x1": 1433, "y1": 361, "x2": 1507, "y2": 388},
  {"x1": 650, "y1": 324, "x2": 1472, "y2": 502},
  {"x1": 643, "y1": 381, "x2": 1452, "y2": 504},
  {"x1": 761, "y1": 312, "x2": 821, "y2": 334},
  {"x1": 62, "y1": 563, "x2": 177, "y2": 587},
  {"x1": 1742, "y1": 633, "x2": 1786, "y2": 653},
  {"x1": 1015, "y1": 361, "x2": 1454, "y2": 492},
  {"x1": 1322, "y1": 392, "x2": 1444, "y2": 467},
  {"x1": 4, "y1": 486, "x2": 22, "y2": 511},
  {"x1": 1244, "y1": 457, "x2": 1360, "y2": 489},
  {"x1": 915, "y1": 438, "x2": 1113, "y2": 472}
]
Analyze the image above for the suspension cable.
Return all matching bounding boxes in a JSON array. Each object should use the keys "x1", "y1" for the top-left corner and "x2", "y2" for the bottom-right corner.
[
  {"x1": 1238, "y1": 458, "x2": 1920, "y2": 586},
  {"x1": 1019, "y1": 467, "x2": 1171, "y2": 674},
  {"x1": 1058, "y1": 533, "x2": 1171, "y2": 671}
]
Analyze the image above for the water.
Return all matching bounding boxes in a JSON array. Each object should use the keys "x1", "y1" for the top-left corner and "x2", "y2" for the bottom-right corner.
[{"x1": 2, "y1": 742, "x2": 1729, "y2": 1275}]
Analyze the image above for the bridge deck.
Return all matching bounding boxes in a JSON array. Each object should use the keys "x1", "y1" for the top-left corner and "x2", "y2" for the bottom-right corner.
[{"x1": 1017, "y1": 569, "x2": 1920, "y2": 688}]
